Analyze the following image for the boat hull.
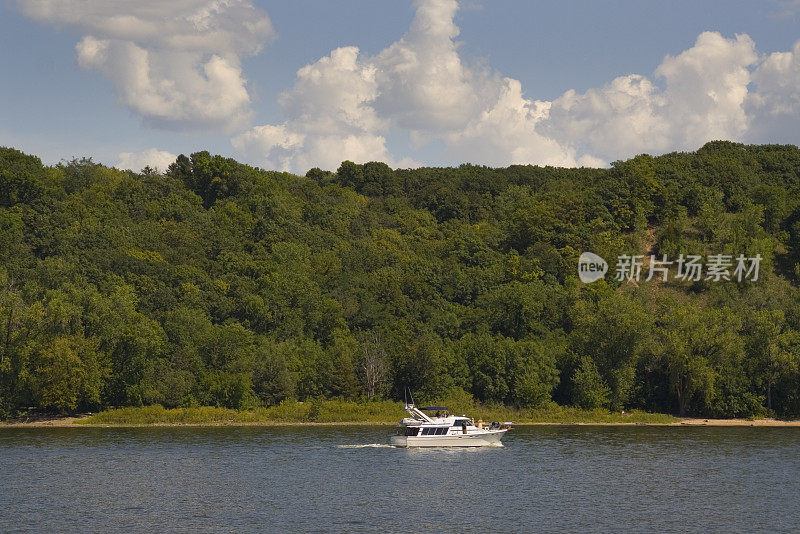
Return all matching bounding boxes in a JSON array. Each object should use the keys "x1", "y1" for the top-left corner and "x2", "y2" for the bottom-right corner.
[{"x1": 390, "y1": 429, "x2": 507, "y2": 448}]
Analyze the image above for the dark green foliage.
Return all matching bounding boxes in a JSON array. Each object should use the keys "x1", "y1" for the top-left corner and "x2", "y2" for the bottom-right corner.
[
  {"x1": 571, "y1": 357, "x2": 611, "y2": 410},
  {"x1": 0, "y1": 148, "x2": 55, "y2": 208},
  {"x1": 2, "y1": 142, "x2": 800, "y2": 417}
]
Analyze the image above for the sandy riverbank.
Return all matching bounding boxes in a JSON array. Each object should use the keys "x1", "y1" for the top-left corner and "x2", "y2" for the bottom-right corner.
[
  {"x1": 3, "y1": 416, "x2": 800, "y2": 428},
  {"x1": 672, "y1": 418, "x2": 800, "y2": 427},
  {"x1": 0, "y1": 416, "x2": 396, "y2": 428}
]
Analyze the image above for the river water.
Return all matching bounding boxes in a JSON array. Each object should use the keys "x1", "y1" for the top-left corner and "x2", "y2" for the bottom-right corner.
[{"x1": 1, "y1": 425, "x2": 798, "y2": 533}]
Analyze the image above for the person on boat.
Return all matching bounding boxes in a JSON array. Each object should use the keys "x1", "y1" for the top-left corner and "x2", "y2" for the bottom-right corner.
[{"x1": 477, "y1": 419, "x2": 484, "y2": 429}]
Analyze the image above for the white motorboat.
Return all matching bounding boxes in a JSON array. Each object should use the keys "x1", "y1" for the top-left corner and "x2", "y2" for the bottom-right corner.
[{"x1": 390, "y1": 404, "x2": 512, "y2": 447}]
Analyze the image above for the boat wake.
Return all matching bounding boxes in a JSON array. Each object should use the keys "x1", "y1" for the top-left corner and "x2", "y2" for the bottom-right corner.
[{"x1": 336, "y1": 443, "x2": 396, "y2": 449}]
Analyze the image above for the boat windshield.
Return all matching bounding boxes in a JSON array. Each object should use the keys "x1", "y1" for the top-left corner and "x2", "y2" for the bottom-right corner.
[{"x1": 420, "y1": 407, "x2": 448, "y2": 417}]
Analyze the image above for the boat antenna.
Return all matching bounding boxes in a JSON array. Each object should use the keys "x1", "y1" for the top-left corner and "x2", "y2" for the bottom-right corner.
[{"x1": 404, "y1": 387, "x2": 415, "y2": 407}]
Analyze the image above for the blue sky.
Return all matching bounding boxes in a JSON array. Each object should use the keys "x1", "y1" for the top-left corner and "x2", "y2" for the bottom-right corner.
[{"x1": 2, "y1": 0, "x2": 800, "y2": 172}]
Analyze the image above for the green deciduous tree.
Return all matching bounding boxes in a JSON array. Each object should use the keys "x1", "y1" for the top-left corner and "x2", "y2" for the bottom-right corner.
[
  {"x1": 570, "y1": 290, "x2": 653, "y2": 410},
  {"x1": 746, "y1": 310, "x2": 800, "y2": 413},
  {"x1": 30, "y1": 334, "x2": 106, "y2": 412}
]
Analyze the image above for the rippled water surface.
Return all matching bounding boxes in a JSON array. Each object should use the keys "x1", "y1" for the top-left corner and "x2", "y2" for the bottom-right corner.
[{"x1": 2, "y1": 425, "x2": 799, "y2": 533}]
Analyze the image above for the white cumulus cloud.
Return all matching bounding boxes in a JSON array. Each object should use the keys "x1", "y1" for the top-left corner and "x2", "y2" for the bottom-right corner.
[
  {"x1": 545, "y1": 32, "x2": 758, "y2": 162},
  {"x1": 233, "y1": 0, "x2": 800, "y2": 174},
  {"x1": 442, "y1": 78, "x2": 583, "y2": 167},
  {"x1": 115, "y1": 148, "x2": 177, "y2": 172},
  {"x1": 372, "y1": 0, "x2": 490, "y2": 132},
  {"x1": 233, "y1": 0, "x2": 579, "y2": 172},
  {"x1": 18, "y1": 0, "x2": 273, "y2": 132},
  {"x1": 746, "y1": 41, "x2": 800, "y2": 142},
  {"x1": 232, "y1": 45, "x2": 396, "y2": 172}
]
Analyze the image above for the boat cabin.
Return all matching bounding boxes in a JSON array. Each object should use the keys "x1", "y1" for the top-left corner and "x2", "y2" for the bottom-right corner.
[{"x1": 397, "y1": 405, "x2": 494, "y2": 436}]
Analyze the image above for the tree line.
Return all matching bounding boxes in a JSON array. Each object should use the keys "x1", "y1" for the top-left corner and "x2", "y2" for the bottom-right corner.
[{"x1": 2, "y1": 141, "x2": 800, "y2": 418}]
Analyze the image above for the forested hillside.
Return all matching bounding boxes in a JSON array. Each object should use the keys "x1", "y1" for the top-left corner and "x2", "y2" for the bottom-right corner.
[{"x1": 2, "y1": 141, "x2": 800, "y2": 418}]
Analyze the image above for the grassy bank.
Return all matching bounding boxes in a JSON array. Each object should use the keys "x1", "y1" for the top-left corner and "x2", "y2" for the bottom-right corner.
[{"x1": 76, "y1": 400, "x2": 679, "y2": 426}]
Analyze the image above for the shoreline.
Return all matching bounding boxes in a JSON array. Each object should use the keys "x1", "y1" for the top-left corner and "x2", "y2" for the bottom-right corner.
[{"x1": 3, "y1": 416, "x2": 800, "y2": 428}]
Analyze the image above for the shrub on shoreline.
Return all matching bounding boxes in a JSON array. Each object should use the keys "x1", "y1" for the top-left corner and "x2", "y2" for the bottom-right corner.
[{"x1": 77, "y1": 400, "x2": 677, "y2": 425}]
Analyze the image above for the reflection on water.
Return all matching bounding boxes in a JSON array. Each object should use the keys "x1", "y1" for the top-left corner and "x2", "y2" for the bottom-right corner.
[{"x1": 1, "y1": 425, "x2": 799, "y2": 533}]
